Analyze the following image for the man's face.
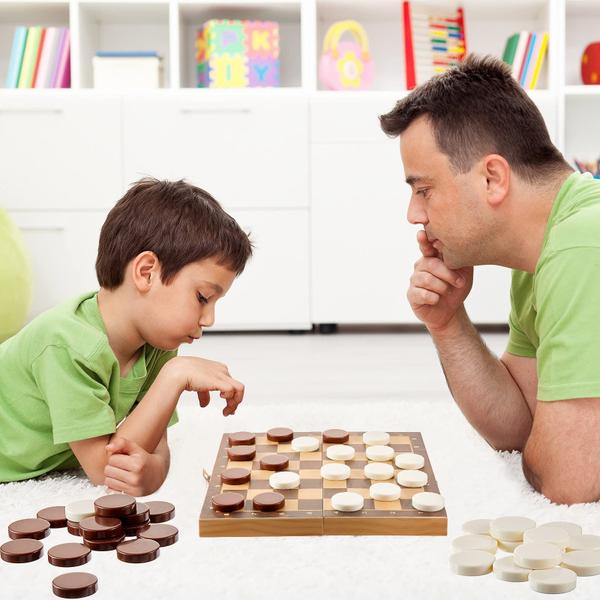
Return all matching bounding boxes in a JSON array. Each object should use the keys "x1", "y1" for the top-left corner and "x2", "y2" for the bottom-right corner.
[
  {"x1": 138, "y1": 257, "x2": 236, "y2": 351},
  {"x1": 400, "y1": 116, "x2": 489, "y2": 269}
]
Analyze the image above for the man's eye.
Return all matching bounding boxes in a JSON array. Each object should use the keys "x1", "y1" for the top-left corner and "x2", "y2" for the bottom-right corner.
[
  {"x1": 417, "y1": 189, "x2": 430, "y2": 198},
  {"x1": 197, "y1": 293, "x2": 208, "y2": 305}
]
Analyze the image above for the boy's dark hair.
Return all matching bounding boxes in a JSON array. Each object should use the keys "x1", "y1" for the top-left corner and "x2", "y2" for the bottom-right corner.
[
  {"x1": 96, "y1": 178, "x2": 253, "y2": 289},
  {"x1": 380, "y1": 54, "x2": 569, "y2": 183}
]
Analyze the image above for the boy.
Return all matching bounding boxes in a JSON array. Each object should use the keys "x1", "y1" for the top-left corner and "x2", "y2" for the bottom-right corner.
[{"x1": 0, "y1": 177, "x2": 252, "y2": 496}]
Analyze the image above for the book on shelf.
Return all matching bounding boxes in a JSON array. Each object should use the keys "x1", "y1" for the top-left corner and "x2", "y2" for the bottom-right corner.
[
  {"x1": 502, "y1": 31, "x2": 548, "y2": 90},
  {"x1": 5, "y1": 26, "x2": 70, "y2": 89},
  {"x1": 93, "y1": 51, "x2": 162, "y2": 89},
  {"x1": 403, "y1": 1, "x2": 467, "y2": 90}
]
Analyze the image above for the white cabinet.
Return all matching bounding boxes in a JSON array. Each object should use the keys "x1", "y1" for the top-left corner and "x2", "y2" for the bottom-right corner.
[
  {"x1": 211, "y1": 208, "x2": 311, "y2": 330},
  {"x1": 7, "y1": 211, "x2": 107, "y2": 320},
  {"x1": 0, "y1": 92, "x2": 122, "y2": 210},
  {"x1": 121, "y1": 92, "x2": 309, "y2": 210}
]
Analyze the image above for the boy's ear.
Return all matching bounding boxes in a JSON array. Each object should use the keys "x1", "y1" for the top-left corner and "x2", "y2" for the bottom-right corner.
[{"x1": 131, "y1": 251, "x2": 160, "y2": 292}]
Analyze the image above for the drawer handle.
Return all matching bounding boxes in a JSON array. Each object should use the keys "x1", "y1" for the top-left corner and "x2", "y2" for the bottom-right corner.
[
  {"x1": 19, "y1": 226, "x2": 66, "y2": 232},
  {"x1": 179, "y1": 108, "x2": 252, "y2": 115},
  {"x1": 0, "y1": 108, "x2": 63, "y2": 115}
]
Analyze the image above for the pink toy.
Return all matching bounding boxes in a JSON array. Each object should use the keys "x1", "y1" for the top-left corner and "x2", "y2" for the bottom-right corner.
[{"x1": 319, "y1": 20, "x2": 374, "y2": 90}]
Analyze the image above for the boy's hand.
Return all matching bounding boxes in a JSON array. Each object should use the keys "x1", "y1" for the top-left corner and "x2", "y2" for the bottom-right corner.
[
  {"x1": 407, "y1": 229, "x2": 474, "y2": 332},
  {"x1": 104, "y1": 437, "x2": 167, "y2": 497},
  {"x1": 165, "y1": 356, "x2": 245, "y2": 416}
]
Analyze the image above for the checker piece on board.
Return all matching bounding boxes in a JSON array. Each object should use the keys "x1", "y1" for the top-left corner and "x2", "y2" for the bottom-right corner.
[
  {"x1": 253, "y1": 492, "x2": 285, "y2": 512},
  {"x1": 323, "y1": 429, "x2": 350, "y2": 444},
  {"x1": 228, "y1": 431, "x2": 256, "y2": 446},
  {"x1": 260, "y1": 454, "x2": 289, "y2": 471},
  {"x1": 212, "y1": 492, "x2": 245, "y2": 513},
  {"x1": 221, "y1": 468, "x2": 251, "y2": 485},
  {"x1": 266, "y1": 427, "x2": 294, "y2": 442},
  {"x1": 226, "y1": 445, "x2": 256, "y2": 461}
]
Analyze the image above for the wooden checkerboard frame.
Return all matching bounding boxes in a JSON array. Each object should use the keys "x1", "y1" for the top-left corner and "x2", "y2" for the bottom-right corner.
[{"x1": 199, "y1": 431, "x2": 447, "y2": 537}]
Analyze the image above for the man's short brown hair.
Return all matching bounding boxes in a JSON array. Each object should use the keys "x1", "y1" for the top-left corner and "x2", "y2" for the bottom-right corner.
[
  {"x1": 380, "y1": 54, "x2": 569, "y2": 183},
  {"x1": 96, "y1": 178, "x2": 253, "y2": 289}
]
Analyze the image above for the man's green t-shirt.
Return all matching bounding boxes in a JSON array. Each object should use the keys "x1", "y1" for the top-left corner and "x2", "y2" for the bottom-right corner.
[
  {"x1": 0, "y1": 291, "x2": 178, "y2": 482},
  {"x1": 507, "y1": 171, "x2": 600, "y2": 401}
]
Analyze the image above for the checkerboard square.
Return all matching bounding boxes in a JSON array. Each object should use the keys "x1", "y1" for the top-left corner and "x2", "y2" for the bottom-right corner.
[
  {"x1": 227, "y1": 460, "x2": 253, "y2": 470},
  {"x1": 374, "y1": 500, "x2": 402, "y2": 510},
  {"x1": 298, "y1": 488, "x2": 322, "y2": 500},
  {"x1": 221, "y1": 483, "x2": 250, "y2": 491},
  {"x1": 300, "y1": 452, "x2": 322, "y2": 461},
  {"x1": 300, "y1": 469, "x2": 321, "y2": 479},
  {"x1": 323, "y1": 480, "x2": 346, "y2": 489},
  {"x1": 284, "y1": 500, "x2": 299, "y2": 511}
]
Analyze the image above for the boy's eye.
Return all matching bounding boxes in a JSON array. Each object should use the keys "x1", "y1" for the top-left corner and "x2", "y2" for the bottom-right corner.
[{"x1": 197, "y1": 293, "x2": 208, "y2": 305}]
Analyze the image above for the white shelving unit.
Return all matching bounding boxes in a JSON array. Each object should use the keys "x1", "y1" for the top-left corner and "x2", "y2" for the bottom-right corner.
[{"x1": 0, "y1": 0, "x2": 598, "y2": 329}]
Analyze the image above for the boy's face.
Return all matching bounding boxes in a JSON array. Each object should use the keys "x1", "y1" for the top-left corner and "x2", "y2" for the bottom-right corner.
[{"x1": 138, "y1": 257, "x2": 236, "y2": 351}]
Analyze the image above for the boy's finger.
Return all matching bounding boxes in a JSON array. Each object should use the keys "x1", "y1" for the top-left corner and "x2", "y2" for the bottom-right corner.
[
  {"x1": 104, "y1": 477, "x2": 133, "y2": 496},
  {"x1": 198, "y1": 390, "x2": 210, "y2": 407},
  {"x1": 104, "y1": 464, "x2": 136, "y2": 485},
  {"x1": 107, "y1": 453, "x2": 135, "y2": 471}
]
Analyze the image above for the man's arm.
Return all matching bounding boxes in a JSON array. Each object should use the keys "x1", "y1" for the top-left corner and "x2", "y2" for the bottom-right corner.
[{"x1": 429, "y1": 306, "x2": 534, "y2": 451}]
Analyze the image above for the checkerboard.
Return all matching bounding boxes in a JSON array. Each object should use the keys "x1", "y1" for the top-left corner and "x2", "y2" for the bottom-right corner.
[{"x1": 199, "y1": 431, "x2": 447, "y2": 537}]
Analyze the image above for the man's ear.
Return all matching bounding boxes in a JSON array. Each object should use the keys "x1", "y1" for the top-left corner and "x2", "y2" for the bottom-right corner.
[
  {"x1": 483, "y1": 154, "x2": 510, "y2": 208},
  {"x1": 131, "y1": 251, "x2": 160, "y2": 293}
]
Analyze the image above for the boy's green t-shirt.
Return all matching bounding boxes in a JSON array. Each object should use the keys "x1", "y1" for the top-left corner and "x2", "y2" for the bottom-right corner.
[
  {"x1": 0, "y1": 291, "x2": 178, "y2": 482},
  {"x1": 507, "y1": 171, "x2": 600, "y2": 401}
]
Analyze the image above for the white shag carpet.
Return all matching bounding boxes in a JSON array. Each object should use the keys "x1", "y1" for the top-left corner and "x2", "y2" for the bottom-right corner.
[{"x1": 2, "y1": 333, "x2": 600, "y2": 599}]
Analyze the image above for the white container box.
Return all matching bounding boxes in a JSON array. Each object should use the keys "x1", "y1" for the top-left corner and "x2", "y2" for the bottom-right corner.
[{"x1": 93, "y1": 56, "x2": 163, "y2": 89}]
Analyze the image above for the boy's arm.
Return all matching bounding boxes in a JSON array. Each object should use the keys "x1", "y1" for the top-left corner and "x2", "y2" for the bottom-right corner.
[{"x1": 69, "y1": 356, "x2": 244, "y2": 488}]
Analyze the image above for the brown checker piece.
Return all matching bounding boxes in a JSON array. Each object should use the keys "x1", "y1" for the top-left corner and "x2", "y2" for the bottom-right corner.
[
  {"x1": 321, "y1": 432, "x2": 447, "y2": 536},
  {"x1": 199, "y1": 431, "x2": 446, "y2": 537},
  {"x1": 200, "y1": 432, "x2": 324, "y2": 537}
]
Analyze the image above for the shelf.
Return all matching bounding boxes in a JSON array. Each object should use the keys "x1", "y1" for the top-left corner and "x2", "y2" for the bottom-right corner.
[
  {"x1": 76, "y1": 1, "x2": 171, "y2": 88},
  {"x1": 565, "y1": 84, "x2": 600, "y2": 96},
  {"x1": 177, "y1": 1, "x2": 302, "y2": 89},
  {"x1": 565, "y1": 0, "x2": 600, "y2": 86}
]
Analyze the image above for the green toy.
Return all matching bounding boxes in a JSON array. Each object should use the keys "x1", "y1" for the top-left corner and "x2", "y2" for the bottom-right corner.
[{"x1": 0, "y1": 209, "x2": 32, "y2": 342}]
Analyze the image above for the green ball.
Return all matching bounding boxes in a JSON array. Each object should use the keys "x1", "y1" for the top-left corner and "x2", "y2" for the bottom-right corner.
[{"x1": 0, "y1": 209, "x2": 32, "y2": 342}]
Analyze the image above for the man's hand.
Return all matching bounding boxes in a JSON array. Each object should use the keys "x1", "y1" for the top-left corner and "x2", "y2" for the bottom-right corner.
[
  {"x1": 163, "y1": 356, "x2": 244, "y2": 416},
  {"x1": 104, "y1": 437, "x2": 168, "y2": 496},
  {"x1": 407, "y1": 229, "x2": 474, "y2": 332}
]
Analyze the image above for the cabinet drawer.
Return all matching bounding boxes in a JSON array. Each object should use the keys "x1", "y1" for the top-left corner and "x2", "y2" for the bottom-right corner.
[
  {"x1": 122, "y1": 93, "x2": 309, "y2": 210},
  {"x1": 310, "y1": 93, "x2": 401, "y2": 143},
  {"x1": 8, "y1": 211, "x2": 107, "y2": 320},
  {"x1": 0, "y1": 93, "x2": 122, "y2": 210},
  {"x1": 211, "y1": 208, "x2": 311, "y2": 330}
]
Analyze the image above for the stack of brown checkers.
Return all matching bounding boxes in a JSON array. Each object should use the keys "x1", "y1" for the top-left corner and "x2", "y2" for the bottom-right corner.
[
  {"x1": 2, "y1": 494, "x2": 178, "y2": 597},
  {"x1": 52, "y1": 573, "x2": 97, "y2": 599},
  {"x1": 121, "y1": 502, "x2": 151, "y2": 536},
  {"x1": 79, "y1": 516, "x2": 124, "y2": 551}
]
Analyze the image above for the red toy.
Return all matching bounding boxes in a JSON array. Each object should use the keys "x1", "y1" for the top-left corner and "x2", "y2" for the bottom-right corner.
[{"x1": 582, "y1": 42, "x2": 600, "y2": 85}]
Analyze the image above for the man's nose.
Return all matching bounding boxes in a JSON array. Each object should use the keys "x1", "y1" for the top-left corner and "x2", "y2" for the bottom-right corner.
[{"x1": 407, "y1": 194, "x2": 427, "y2": 225}]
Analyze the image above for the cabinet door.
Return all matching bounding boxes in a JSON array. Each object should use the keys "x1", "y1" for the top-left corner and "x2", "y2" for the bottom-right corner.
[
  {"x1": 8, "y1": 211, "x2": 107, "y2": 320},
  {"x1": 0, "y1": 93, "x2": 122, "y2": 210},
  {"x1": 211, "y1": 209, "x2": 311, "y2": 330},
  {"x1": 122, "y1": 93, "x2": 309, "y2": 210},
  {"x1": 311, "y1": 140, "x2": 417, "y2": 324}
]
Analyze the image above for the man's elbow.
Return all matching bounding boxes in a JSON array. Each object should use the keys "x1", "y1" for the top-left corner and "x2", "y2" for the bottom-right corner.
[{"x1": 522, "y1": 452, "x2": 600, "y2": 505}]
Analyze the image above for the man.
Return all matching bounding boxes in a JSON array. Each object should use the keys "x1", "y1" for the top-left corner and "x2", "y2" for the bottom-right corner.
[{"x1": 380, "y1": 54, "x2": 600, "y2": 505}]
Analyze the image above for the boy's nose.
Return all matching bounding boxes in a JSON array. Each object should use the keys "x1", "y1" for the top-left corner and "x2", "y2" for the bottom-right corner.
[{"x1": 199, "y1": 307, "x2": 215, "y2": 328}]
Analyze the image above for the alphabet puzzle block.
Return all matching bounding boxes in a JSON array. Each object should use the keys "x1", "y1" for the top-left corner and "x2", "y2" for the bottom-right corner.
[{"x1": 196, "y1": 19, "x2": 280, "y2": 88}]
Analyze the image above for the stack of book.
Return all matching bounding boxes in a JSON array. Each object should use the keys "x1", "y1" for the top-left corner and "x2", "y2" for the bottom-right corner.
[
  {"x1": 5, "y1": 26, "x2": 70, "y2": 89},
  {"x1": 402, "y1": 1, "x2": 467, "y2": 90},
  {"x1": 93, "y1": 51, "x2": 162, "y2": 89},
  {"x1": 502, "y1": 32, "x2": 548, "y2": 90}
]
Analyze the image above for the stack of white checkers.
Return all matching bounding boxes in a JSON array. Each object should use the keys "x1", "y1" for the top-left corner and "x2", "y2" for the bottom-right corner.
[
  {"x1": 450, "y1": 516, "x2": 600, "y2": 594},
  {"x1": 266, "y1": 431, "x2": 445, "y2": 513}
]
